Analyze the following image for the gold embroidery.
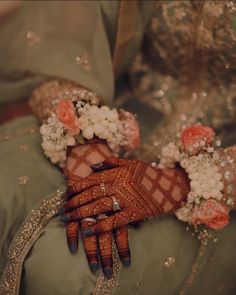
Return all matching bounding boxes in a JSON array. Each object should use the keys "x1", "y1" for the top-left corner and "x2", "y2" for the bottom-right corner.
[
  {"x1": 19, "y1": 144, "x2": 29, "y2": 151},
  {"x1": 75, "y1": 54, "x2": 91, "y2": 71},
  {"x1": 29, "y1": 80, "x2": 100, "y2": 122},
  {"x1": 17, "y1": 176, "x2": 30, "y2": 186},
  {"x1": 0, "y1": 189, "x2": 65, "y2": 295},
  {"x1": 164, "y1": 256, "x2": 176, "y2": 268},
  {"x1": 93, "y1": 239, "x2": 122, "y2": 295},
  {"x1": 179, "y1": 242, "x2": 207, "y2": 295},
  {"x1": 0, "y1": 127, "x2": 38, "y2": 143},
  {"x1": 0, "y1": 187, "x2": 119, "y2": 295},
  {"x1": 26, "y1": 30, "x2": 41, "y2": 47}
]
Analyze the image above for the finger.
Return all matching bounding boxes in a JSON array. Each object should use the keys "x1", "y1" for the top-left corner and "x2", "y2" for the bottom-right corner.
[
  {"x1": 98, "y1": 231, "x2": 113, "y2": 279},
  {"x1": 81, "y1": 210, "x2": 131, "y2": 237},
  {"x1": 65, "y1": 167, "x2": 120, "y2": 199},
  {"x1": 130, "y1": 220, "x2": 143, "y2": 228},
  {"x1": 60, "y1": 197, "x2": 115, "y2": 222},
  {"x1": 81, "y1": 220, "x2": 100, "y2": 273},
  {"x1": 66, "y1": 221, "x2": 79, "y2": 253},
  {"x1": 114, "y1": 226, "x2": 131, "y2": 267},
  {"x1": 91, "y1": 157, "x2": 131, "y2": 172},
  {"x1": 60, "y1": 185, "x2": 113, "y2": 213}
]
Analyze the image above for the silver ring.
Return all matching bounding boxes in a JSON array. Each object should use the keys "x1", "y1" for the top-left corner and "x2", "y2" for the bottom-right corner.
[
  {"x1": 100, "y1": 182, "x2": 106, "y2": 196},
  {"x1": 81, "y1": 218, "x2": 97, "y2": 224},
  {"x1": 111, "y1": 196, "x2": 121, "y2": 212},
  {"x1": 97, "y1": 213, "x2": 108, "y2": 220}
]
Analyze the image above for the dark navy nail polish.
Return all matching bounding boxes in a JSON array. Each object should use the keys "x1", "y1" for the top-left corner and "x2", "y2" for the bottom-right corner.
[
  {"x1": 82, "y1": 228, "x2": 93, "y2": 237},
  {"x1": 58, "y1": 207, "x2": 65, "y2": 214},
  {"x1": 66, "y1": 188, "x2": 74, "y2": 199},
  {"x1": 69, "y1": 242, "x2": 78, "y2": 253},
  {"x1": 90, "y1": 262, "x2": 99, "y2": 273},
  {"x1": 104, "y1": 267, "x2": 113, "y2": 279},
  {"x1": 59, "y1": 214, "x2": 69, "y2": 222},
  {"x1": 123, "y1": 258, "x2": 131, "y2": 267}
]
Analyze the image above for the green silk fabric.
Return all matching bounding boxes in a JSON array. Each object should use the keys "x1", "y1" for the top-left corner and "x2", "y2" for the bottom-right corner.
[
  {"x1": 1, "y1": 116, "x2": 236, "y2": 295},
  {"x1": 1, "y1": 1, "x2": 236, "y2": 294}
]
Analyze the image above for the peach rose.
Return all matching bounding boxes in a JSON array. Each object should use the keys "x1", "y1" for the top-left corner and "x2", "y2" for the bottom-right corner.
[
  {"x1": 181, "y1": 125, "x2": 215, "y2": 155},
  {"x1": 192, "y1": 199, "x2": 229, "y2": 230},
  {"x1": 55, "y1": 100, "x2": 80, "y2": 135},
  {"x1": 119, "y1": 110, "x2": 140, "y2": 151}
]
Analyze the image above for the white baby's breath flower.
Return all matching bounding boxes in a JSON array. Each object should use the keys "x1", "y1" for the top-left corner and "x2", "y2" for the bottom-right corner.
[
  {"x1": 108, "y1": 122, "x2": 117, "y2": 133},
  {"x1": 100, "y1": 105, "x2": 110, "y2": 114},
  {"x1": 175, "y1": 205, "x2": 193, "y2": 222},
  {"x1": 66, "y1": 135, "x2": 76, "y2": 146},
  {"x1": 78, "y1": 116, "x2": 89, "y2": 129},
  {"x1": 98, "y1": 129, "x2": 109, "y2": 140},
  {"x1": 82, "y1": 126, "x2": 94, "y2": 140},
  {"x1": 93, "y1": 124, "x2": 104, "y2": 137},
  {"x1": 106, "y1": 109, "x2": 119, "y2": 122},
  {"x1": 40, "y1": 124, "x2": 50, "y2": 136}
]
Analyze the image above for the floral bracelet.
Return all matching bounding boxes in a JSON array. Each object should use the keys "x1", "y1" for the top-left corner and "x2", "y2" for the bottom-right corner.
[
  {"x1": 158, "y1": 124, "x2": 235, "y2": 231},
  {"x1": 40, "y1": 97, "x2": 140, "y2": 166}
]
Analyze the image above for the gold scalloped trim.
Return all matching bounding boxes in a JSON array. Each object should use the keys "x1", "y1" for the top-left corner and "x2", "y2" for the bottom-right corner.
[
  {"x1": 94, "y1": 239, "x2": 122, "y2": 295},
  {"x1": 0, "y1": 187, "x2": 121, "y2": 295},
  {"x1": 0, "y1": 188, "x2": 65, "y2": 295}
]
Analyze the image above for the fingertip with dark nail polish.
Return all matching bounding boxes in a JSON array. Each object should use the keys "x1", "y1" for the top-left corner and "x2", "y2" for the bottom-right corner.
[
  {"x1": 59, "y1": 214, "x2": 70, "y2": 222},
  {"x1": 123, "y1": 258, "x2": 131, "y2": 267},
  {"x1": 69, "y1": 242, "x2": 78, "y2": 254},
  {"x1": 66, "y1": 187, "x2": 74, "y2": 199},
  {"x1": 82, "y1": 228, "x2": 93, "y2": 237},
  {"x1": 90, "y1": 262, "x2": 99, "y2": 273},
  {"x1": 104, "y1": 267, "x2": 113, "y2": 279},
  {"x1": 58, "y1": 207, "x2": 65, "y2": 215}
]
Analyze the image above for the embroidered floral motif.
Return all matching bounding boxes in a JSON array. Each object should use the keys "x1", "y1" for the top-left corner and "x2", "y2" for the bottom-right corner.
[
  {"x1": 26, "y1": 30, "x2": 41, "y2": 47},
  {"x1": 164, "y1": 256, "x2": 176, "y2": 268},
  {"x1": 17, "y1": 176, "x2": 30, "y2": 186},
  {"x1": 75, "y1": 54, "x2": 91, "y2": 71}
]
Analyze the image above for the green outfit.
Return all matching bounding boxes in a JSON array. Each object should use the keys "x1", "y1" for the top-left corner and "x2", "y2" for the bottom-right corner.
[{"x1": 0, "y1": 1, "x2": 236, "y2": 295}]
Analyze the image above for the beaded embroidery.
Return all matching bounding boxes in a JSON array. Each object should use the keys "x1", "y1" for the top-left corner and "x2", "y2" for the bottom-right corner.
[{"x1": 0, "y1": 189, "x2": 65, "y2": 295}]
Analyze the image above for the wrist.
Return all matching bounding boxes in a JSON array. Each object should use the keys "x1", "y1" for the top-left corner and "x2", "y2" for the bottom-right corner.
[
  {"x1": 65, "y1": 142, "x2": 112, "y2": 184},
  {"x1": 34, "y1": 80, "x2": 140, "y2": 167},
  {"x1": 158, "y1": 124, "x2": 231, "y2": 230},
  {"x1": 158, "y1": 167, "x2": 190, "y2": 213},
  {"x1": 68, "y1": 141, "x2": 112, "y2": 165}
]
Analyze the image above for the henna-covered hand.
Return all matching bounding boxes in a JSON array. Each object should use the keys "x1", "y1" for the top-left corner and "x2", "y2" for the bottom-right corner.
[
  {"x1": 61, "y1": 157, "x2": 190, "y2": 237},
  {"x1": 63, "y1": 143, "x2": 131, "y2": 278}
]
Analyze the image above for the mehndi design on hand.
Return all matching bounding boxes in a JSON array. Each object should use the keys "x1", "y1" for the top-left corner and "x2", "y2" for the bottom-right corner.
[
  {"x1": 64, "y1": 144, "x2": 131, "y2": 278},
  {"x1": 61, "y1": 157, "x2": 190, "y2": 237}
]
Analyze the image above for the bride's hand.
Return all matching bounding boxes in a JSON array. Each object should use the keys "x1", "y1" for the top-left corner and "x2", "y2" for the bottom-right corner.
[
  {"x1": 61, "y1": 157, "x2": 190, "y2": 236},
  {"x1": 64, "y1": 143, "x2": 131, "y2": 278}
]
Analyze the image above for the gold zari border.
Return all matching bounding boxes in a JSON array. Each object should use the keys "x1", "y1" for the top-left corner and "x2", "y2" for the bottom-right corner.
[
  {"x1": 0, "y1": 189, "x2": 65, "y2": 295},
  {"x1": 0, "y1": 187, "x2": 121, "y2": 295},
  {"x1": 94, "y1": 240, "x2": 122, "y2": 295}
]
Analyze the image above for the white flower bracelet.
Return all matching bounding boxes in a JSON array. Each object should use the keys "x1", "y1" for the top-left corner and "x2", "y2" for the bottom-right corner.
[
  {"x1": 40, "y1": 96, "x2": 140, "y2": 167},
  {"x1": 158, "y1": 124, "x2": 234, "y2": 230}
]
